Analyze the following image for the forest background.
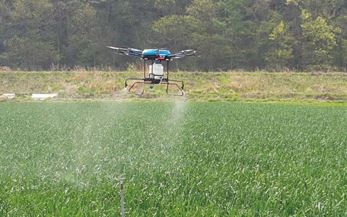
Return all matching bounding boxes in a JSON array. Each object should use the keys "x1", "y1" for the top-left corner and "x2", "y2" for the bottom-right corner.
[{"x1": 0, "y1": 0, "x2": 346, "y2": 71}]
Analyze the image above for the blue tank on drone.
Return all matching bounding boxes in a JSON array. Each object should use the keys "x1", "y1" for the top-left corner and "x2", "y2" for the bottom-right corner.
[{"x1": 142, "y1": 49, "x2": 171, "y2": 59}]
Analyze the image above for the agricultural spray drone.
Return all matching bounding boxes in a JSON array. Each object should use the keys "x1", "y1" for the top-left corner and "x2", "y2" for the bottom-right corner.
[{"x1": 107, "y1": 46, "x2": 196, "y2": 96}]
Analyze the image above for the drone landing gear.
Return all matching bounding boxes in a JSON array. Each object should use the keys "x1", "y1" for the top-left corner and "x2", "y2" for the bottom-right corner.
[
  {"x1": 125, "y1": 78, "x2": 184, "y2": 96},
  {"x1": 124, "y1": 60, "x2": 184, "y2": 96}
]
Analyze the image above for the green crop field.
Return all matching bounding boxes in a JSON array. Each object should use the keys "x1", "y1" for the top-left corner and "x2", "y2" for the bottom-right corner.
[{"x1": 0, "y1": 101, "x2": 346, "y2": 216}]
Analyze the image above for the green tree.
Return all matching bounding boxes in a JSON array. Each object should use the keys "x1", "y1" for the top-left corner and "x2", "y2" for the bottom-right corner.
[
  {"x1": 153, "y1": 0, "x2": 232, "y2": 71},
  {"x1": 266, "y1": 20, "x2": 295, "y2": 70},
  {"x1": 0, "y1": 0, "x2": 12, "y2": 65},
  {"x1": 4, "y1": 0, "x2": 59, "y2": 69},
  {"x1": 59, "y1": 2, "x2": 98, "y2": 67},
  {"x1": 333, "y1": 3, "x2": 347, "y2": 70},
  {"x1": 301, "y1": 10, "x2": 340, "y2": 69},
  {"x1": 2, "y1": 0, "x2": 99, "y2": 69},
  {"x1": 5, "y1": 34, "x2": 59, "y2": 70},
  {"x1": 154, "y1": 0, "x2": 190, "y2": 16},
  {"x1": 152, "y1": 15, "x2": 198, "y2": 49}
]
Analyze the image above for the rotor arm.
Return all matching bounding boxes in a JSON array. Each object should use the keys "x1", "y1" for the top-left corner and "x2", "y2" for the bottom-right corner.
[
  {"x1": 169, "y1": 49, "x2": 196, "y2": 59},
  {"x1": 106, "y1": 46, "x2": 143, "y2": 58}
]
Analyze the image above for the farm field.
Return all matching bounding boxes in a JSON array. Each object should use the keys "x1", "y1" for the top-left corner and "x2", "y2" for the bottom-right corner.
[{"x1": 0, "y1": 101, "x2": 346, "y2": 216}]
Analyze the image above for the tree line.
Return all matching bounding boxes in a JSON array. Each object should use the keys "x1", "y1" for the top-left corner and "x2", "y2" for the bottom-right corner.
[{"x1": 0, "y1": 0, "x2": 346, "y2": 71}]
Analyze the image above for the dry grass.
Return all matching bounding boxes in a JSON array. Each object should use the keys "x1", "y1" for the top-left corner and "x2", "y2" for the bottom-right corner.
[{"x1": 0, "y1": 70, "x2": 346, "y2": 102}]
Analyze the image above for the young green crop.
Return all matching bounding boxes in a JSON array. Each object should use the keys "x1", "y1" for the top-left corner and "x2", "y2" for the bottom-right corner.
[{"x1": 0, "y1": 101, "x2": 346, "y2": 216}]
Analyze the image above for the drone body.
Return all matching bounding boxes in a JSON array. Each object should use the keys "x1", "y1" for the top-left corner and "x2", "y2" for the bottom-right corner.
[
  {"x1": 142, "y1": 49, "x2": 171, "y2": 61},
  {"x1": 107, "y1": 46, "x2": 196, "y2": 96}
]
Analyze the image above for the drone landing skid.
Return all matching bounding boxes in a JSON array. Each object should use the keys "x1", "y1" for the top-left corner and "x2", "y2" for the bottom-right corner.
[{"x1": 125, "y1": 78, "x2": 184, "y2": 96}]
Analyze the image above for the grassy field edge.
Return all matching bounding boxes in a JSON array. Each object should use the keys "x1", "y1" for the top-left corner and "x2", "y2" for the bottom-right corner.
[{"x1": 1, "y1": 70, "x2": 346, "y2": 103}]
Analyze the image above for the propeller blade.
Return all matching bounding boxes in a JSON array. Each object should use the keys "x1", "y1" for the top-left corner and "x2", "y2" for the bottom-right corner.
[
  {"x1": 106, "y1": 46, "x2": 143, "y2": 58},
  {"x1": 181, "y1": 49, "x2": 196, "y2": 56},
  {"x1": 106, "y1": 46, "x2": 119, "y2": 50},
  {"x1": 170, "y1": 49, "x2": 196, "y2": 59}
]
